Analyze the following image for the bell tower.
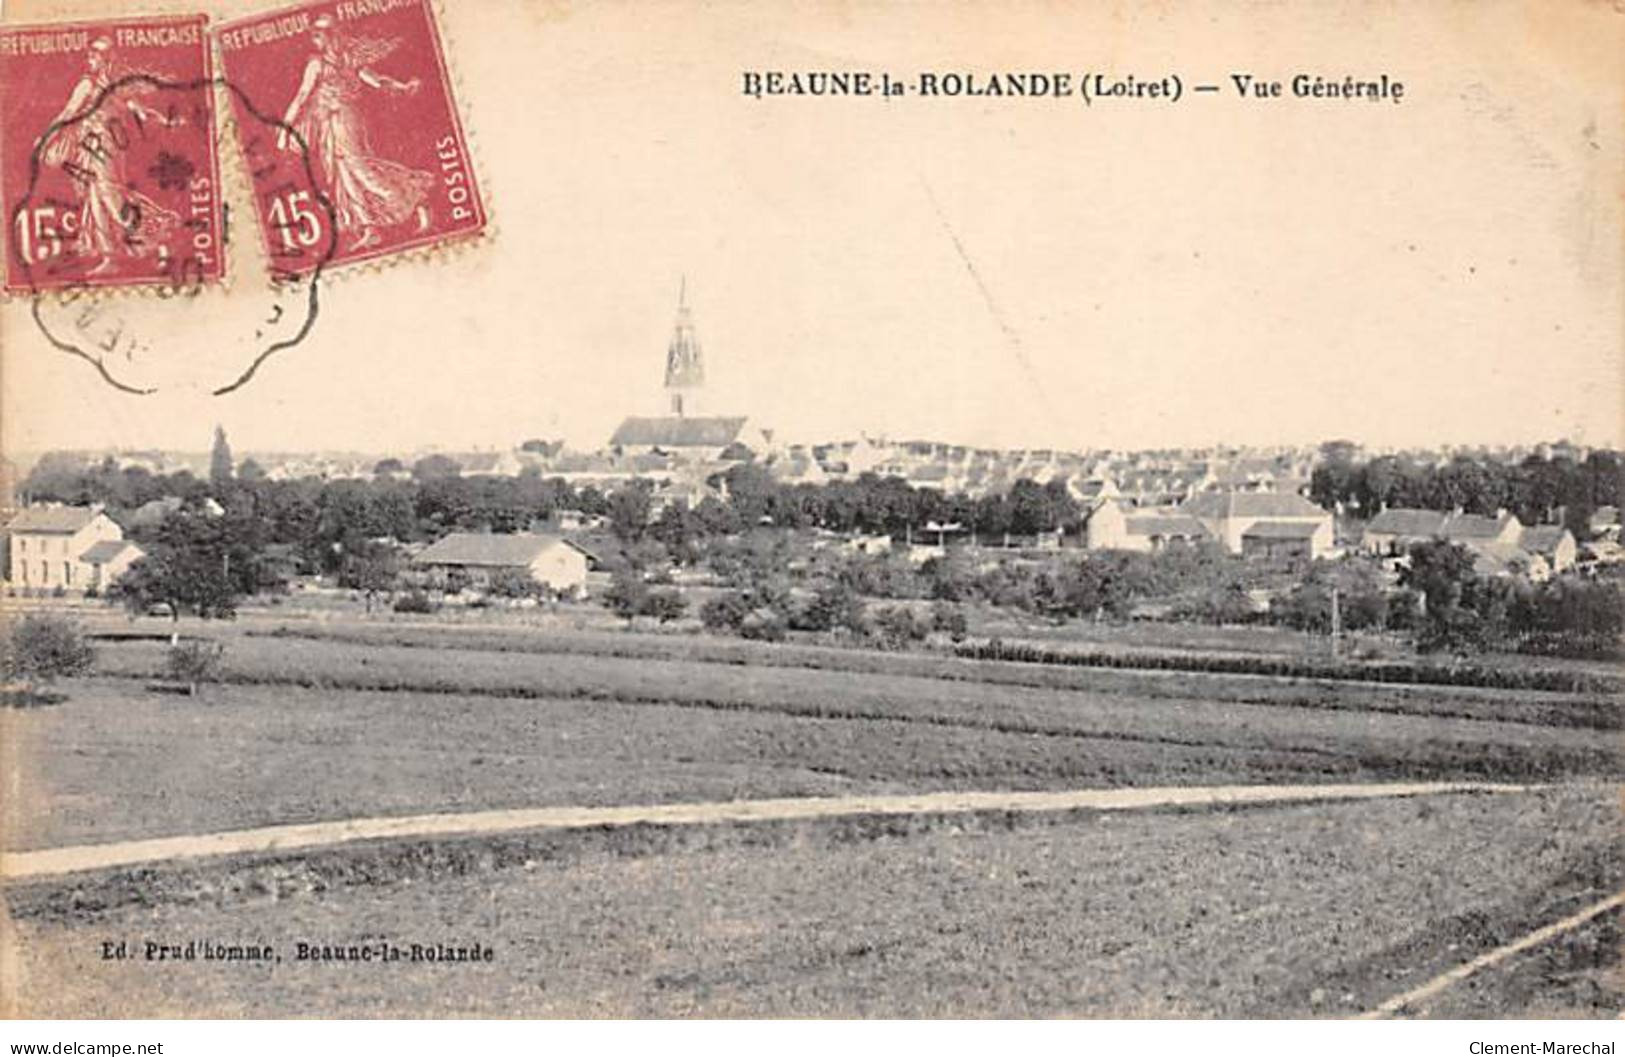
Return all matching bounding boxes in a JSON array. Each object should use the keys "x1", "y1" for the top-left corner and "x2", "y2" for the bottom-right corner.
[{"x1": 663, "y1": 277, "x2": 704, "y2": 417}]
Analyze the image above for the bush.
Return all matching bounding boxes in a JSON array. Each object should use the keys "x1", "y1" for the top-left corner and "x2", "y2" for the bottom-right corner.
[
  {"x1": 643, "y1": 588, "x2": 688, "y2": 624},
  {"x1": 392, "y1": 590, "x2": 435, "y2": 614},
  {"x1": 1170, "y1": 583, "x2": 1258, "y2": 626},
  {"x1": 700, "y1": 591, "x2": 751, "y2": 633},
  {"x1": 870, "y1": 605, "x2": 929, "y2": 650},
  {"x1": 738, "y1": 606, "x2": 788, "y2": 642},
  {"x1": 951, "y1": 638, "x2": 1620, "y2": 695},
  {"x1": 165, "y1": 639, "x2": 225, "y2": 696},
  {"x1": 929, "y1": 600, "x2": 968, "y2": 642},
  {"x1": 793, "y1": 581, "x2": 868, "y2": 634},
  {"x1": 3, "y1": 615, "x2": 95, "y2": 694},
  {"x1": 487, "y1": 569, "x2": 545, "y2": 600},
  {"x1": 601, "y1": 568, "x2": 649, "y2": 623}
]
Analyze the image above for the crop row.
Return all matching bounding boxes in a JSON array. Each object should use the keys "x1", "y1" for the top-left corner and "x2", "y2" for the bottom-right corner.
[{"x1": 954, "y1": 639, "x2": 1624, "y2": 695}]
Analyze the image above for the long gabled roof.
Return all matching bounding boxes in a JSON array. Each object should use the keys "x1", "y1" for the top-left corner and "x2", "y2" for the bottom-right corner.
[
  {"x1": 1241, "y1": 520, "x2": 1321, "y2": 540},
  {"x1": 1365, "y1": 508, "x2": 1449, "y2": 536},
  {"x1": 1443, "y1": 512, "x2": 1518, "y2": 541},
  {"x1": 1124, "y1": 515, "x2": 1209, "y2": 538},
  {"x1": 610, "y1": 416, "x2": 748, "y2": 448},
  {"x1": 414, "y1": 532, "x2": 582, "y2": 568},
  {"x1": 5, "y1": 505, "x2": 102, "y2": 534},
  {"x1": 1180, "y1": 491, "x2": 1327, "y2": 520},
  {"x1": 1518, "y1": 525, "x2": 1571, "y2": 554}
]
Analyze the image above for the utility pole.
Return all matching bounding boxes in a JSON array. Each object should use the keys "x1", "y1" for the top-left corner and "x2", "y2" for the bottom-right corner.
[{"x1": 1330, "y1": 585, "x2": 1342, "y2": 658}]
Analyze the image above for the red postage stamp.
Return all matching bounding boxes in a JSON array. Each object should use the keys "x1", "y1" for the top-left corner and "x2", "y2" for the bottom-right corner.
[
  {"x1": 1, "y1": 14, "x2": 225, "y2": 294},
  {"x1": 215, "y1": 0, "x2": 486, "y2": 277}
]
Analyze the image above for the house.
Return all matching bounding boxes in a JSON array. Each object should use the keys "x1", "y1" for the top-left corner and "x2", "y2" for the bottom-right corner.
[
  {"x1": 1179, "y1": 491, "x2": 1334, "y2": 558},
  {"x1": 1518, "y1": 525, "x2": 1577, "y2": 574},
  {"x1": 413, "y1": 532, "x2": 592, "y2": 596},
  {"x1": 79, "y1": 539, "x2": 146, "y2": 590},
  {"x1": 1441, "y1": 510, "x2": 1524, "y2": 547},
  {"x1": 4, "y1": 504, "x2": 141, "y2": 591},
  {"x1": 1083, "y1": 501, "x2": 1210, "y2": 552},
  {"x1": 1240, "y1": 521, "x2": 1320, "y2": 563},
  {"x1": 844, "y1": 533, "x2": 893, "y2": 557},
  {"x1": 1123, "y1": 514, "x2": 1211, "y2": 552},
  {"x1": 1361, "y1": 507, "x2": 1523, "y2": 556},
  {"x1": 1466, "y1": 541, "x2": 1551, "y2": 582},
  {"x1": 1362, "y1": 508, "x2": 1448, "y2": 556}
]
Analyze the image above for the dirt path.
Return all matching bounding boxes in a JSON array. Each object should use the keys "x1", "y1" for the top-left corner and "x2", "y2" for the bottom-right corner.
[
  {"x1": 1357, "y1": 886, "x2": 1625, "y2": 1019},
  {"x1": 1, "y1": 780, "x2": 1534, "y2": 881}
]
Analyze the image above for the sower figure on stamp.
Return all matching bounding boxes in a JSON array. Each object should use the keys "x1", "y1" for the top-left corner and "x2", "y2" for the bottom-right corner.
[
  {"x1": 40, "y1": 37, "x2": 179, "y2": 276},
  {"x1": 277, "y1": 14, "x2": 434, "y2": 252}
]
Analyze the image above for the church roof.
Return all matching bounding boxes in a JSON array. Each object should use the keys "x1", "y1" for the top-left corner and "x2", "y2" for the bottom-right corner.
[{"x1": 610, "y1": 416, "x2": 748, "y2": 448}]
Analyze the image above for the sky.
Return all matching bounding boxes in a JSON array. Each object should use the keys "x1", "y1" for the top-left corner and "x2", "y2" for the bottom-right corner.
[{"x1": 2, "y1": 0, "x2": 1621, "y2": 457}]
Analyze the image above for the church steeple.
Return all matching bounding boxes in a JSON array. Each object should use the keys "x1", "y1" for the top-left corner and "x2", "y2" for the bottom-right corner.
[{"x1": 664, "y1": 276, "x2": 704, "y2": 416}]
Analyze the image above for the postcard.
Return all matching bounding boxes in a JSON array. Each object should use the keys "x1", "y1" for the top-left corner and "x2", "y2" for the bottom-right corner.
[{"x1": 1, "y1": 0, "x2": 1621, "y2": 1025}]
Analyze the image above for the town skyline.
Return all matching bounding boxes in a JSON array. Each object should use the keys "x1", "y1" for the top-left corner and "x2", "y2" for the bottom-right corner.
[{"x1": 3, "y1": 1, "x2": 1619, "y2": 460}]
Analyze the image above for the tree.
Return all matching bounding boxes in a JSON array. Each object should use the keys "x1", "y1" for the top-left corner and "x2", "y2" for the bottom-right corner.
[
  {"x1": 338, "y1": 542, "x2": 402, "y2": 612},
  {"x1": 412, "y1": 454, "x2": 462, "y2": 481},
  {"x1": 601, "y1": 567, "x2": 649, "y2": 624},
  {"x1": 643, "y1": 588, "x2": 688, "y2": 624},
  {"x1": 793, "y1": 580, "x2": 868, "y2": 634},
  {"x1": 700, "y1": 591, "x2": 751, "y2": 632},
  {"x1": 1399, "y1": 540, "x2": 1499, "y2": 654},
  {"x1": 237, "y1": 457, "x2": 267, "y2": 481},
  {"x1": 209, "y1": 426, "x2": 234, "y2": 488},
  {"x1": 607, "y1": 481, "x2": 654, "y2": 542},
  {"x1": 165, "y1": 639, "x2": 225, "y2": 697},
  {"x1": 3, "y1": 615, "x2": 95, "y2": 699},
  {"x1": 373, "y1": 457, "x2": 406, "y2": 477},
  {"x1": 113, "y1": 510, "x2": 255, "y2": 621}
]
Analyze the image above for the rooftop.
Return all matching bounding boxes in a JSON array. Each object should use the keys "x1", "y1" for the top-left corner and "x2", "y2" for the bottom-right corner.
[
  {"x1": 1365, "y1": 508, "x2": 1450, "y2": 537},
  {"x1": 6, "y1": 505, "x2": 102, "y2": 534},
  {"x1": 610, "y1": 416, "x2": 748, "y2": 449},
  {"x1": 1180, "y1": 491, "x2": 1327, "y2": 520},
  {"x1": 81, "y1": 539, "x2": 141, "y2": 564},
  {"x1": 414, "y1": 532, "x2": 581, "y2": 568},
  {"x1": 1241, "y1": 520, "x2": 1322, "y2": 540}
]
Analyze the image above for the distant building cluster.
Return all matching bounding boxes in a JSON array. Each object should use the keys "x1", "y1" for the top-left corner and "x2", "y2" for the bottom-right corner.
[{"x1": 4, "y1": 285, "x2": 1615, "y2": 601}]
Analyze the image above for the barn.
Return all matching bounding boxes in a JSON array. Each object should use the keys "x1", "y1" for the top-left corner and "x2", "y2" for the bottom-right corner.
[{"x1": 413, "y1": 533, "x2": 592, "y2": 596}]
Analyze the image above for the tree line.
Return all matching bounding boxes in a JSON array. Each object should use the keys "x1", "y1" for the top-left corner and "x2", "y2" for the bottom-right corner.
[
  {"x1": 19, "y1": 456, "x2": 1085, "y2": 562},
  {"x1": 1310, "y1": 447, "x2": 1622, "y2": 538}
]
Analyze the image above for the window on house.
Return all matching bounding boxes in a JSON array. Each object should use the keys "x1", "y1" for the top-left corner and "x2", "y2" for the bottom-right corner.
[
  {"x1": 16, "y1": 538, "x2": 24, "y2": 551},
  {"x1": 65, "y1": 561, "x2": 73, "y2": 585}
]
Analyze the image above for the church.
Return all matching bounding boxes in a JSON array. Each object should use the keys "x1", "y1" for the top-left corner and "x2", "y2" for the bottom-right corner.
[{"x1": 608, "y1": 281, "x2": 770, "y2": 461}]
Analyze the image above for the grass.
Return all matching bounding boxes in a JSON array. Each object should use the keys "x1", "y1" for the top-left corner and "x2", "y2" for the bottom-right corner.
[
  {"x1": 7, "y1": 785, "x2": 1618, "y2": 1017},
  {"x1": 4, "y1": 627, "x2": 1617, "y2": 851}
]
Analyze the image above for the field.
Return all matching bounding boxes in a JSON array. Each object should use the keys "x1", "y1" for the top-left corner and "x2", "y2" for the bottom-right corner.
[{"x1": 3, "y1": 614, "x2": 1621, "y2": 1017}]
